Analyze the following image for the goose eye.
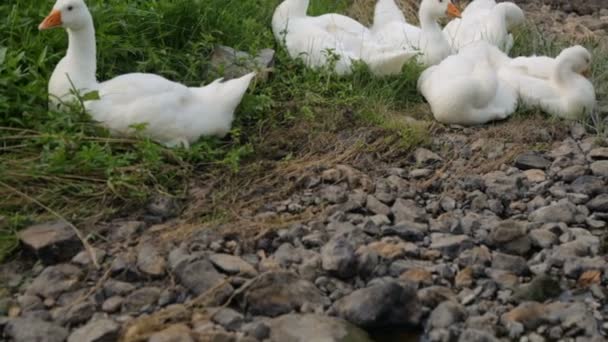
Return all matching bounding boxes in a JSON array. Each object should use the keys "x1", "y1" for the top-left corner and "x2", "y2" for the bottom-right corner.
[{"x1": 68, "y1": 5, "x2": 74, "y2": 11}]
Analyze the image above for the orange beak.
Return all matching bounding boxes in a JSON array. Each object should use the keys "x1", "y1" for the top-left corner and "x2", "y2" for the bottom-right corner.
[
  {"x1": 39, "y1": 10, "x2": 62, "y2": 30},
  {"x1": 446, "y1": 2, "x2": 462, "y2": 18},
  {"x1": 581, "y1": 68, "x2": 591, "y2": 78}
]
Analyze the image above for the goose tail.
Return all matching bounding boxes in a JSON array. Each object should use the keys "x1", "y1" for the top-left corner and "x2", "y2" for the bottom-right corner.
[{"x1": 365, "y1": 50, "x2": 417, "y2": 76}]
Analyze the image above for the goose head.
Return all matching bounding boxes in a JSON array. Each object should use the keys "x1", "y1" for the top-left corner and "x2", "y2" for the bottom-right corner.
[
  {"x1": 419, "y1": 0, "x2": 461, "y2": 21},
  {"x1": 557, "y1": 45, "x2": 592, "y2": 78},
  {"x1": 496, "y1": 3, "x2": 525, "y2": 31},
  {"x1": 39, "y1": 0, "x2": 92, "y2": 31},
  {"x1": 272, "y1": 0, "x2": 309, "y2": 40}
]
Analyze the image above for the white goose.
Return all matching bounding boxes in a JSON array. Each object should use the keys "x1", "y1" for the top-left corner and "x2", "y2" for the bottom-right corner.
[
  {"x1": 40, "y1": 0, "x2": 255, "y2": 149},
  {"x1": 418, "y1": 41, "x2": 518, "y2": 125},
  {"x1": 372, "y1": 0, "x2": 462, "y2": 67},
  {"x1": 272, "y1": 0, "x2": 417, "y2": 75},
  {"x1": 499, "y1": 45, "x2": 596, "y2": 120},
  {"x1": 443, "y1": 0, "x2": 525, "y2": 53}
]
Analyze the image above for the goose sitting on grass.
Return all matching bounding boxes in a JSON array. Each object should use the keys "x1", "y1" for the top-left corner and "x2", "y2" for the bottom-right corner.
[
  {"x1": 272, "y1": 0, "x2": 417, "y2": 76},
  {"x1": 418, "y1": 41, "x2": 518, "y2": 125},
  {"x1": 499, "y1": 45, "x2": 596, "y2": 120},
  {"x1": 40, "y1": 0, "x2": 255, "y2": 149},
  {"x1": 443, "y1": 0, "x2": 525, "y2": 53},
  {"x1": 372, "y1": 0, "x2": 462, "y2": 67}
]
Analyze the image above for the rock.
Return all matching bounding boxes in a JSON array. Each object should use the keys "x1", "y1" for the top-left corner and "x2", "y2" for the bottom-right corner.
[
  {"x1": 558, "y1": 165, "x2": 586, "y2": 182},
  {"x1": 147, "y1": 195, "x2": 178, "y2": 218},
  {"x1": 590, "y1": 160, "x2": 608, "y2": 177},
  {"x1": 417, "y1": 286, "x2": 457, "y2": 309},
  {"x1": 427, "y1": 301, "x2": 466, "y2": 330},
  {"x1": 136, "y1": 243, "x2": 166, "y2": 277},
  {"x1": 483, "y1": 171, "x2": 524, "y2": 201},
  {"x1": 209, "y1": 45, "x2": 275, "y2": 81},
  {"x1": 514, "y1": 153, "x2": 551, "y2": 170},
  {"x1": 148, "y1": 324, "x2": 194, "y2": 342},
  {"x1": 67, "y1": 319, "x2": 120, "y2": 342},
  {"x1": 53, "y1": 300, "x2": 96, "y2": 326},
  {"x1": 209, "y1": 253, "x2": 258, "y2": 277},
  {"x1": 429, "y1": 234, "x2": 473, "y2": 259},
  {"x1": 211, "y1": 308, "x2": 244, "y2": 331},
  {"x1": 381, "y1": 221, "x2": 428, "y2": 241},
  {"x1": 71, "y1": 248, "x2": 106, "y2": 267},
  {"x1": 241, "y1": 321, "x2": 270, "y2": 340},
  {"x1": 26, "y1": 264, "x2": 83, "y2": 299},
  {"x1": 102, "y1": 296, "x2": 123, "y2": 313},
  {"x1": 513, "y1": 275, "x2": 561, "y2": 302},
  {"x1": 587, "y1": 194, "x2": 608, "y2": 212},
  {"x1": 18, "y1": 221, "x2": 82, "y2": 264},
  {"x1": 589, "y1": 147, "x2": 608, "y2": 160},
  {"x1": 103, "y1": 280, "x2": 136, "y2": 297},
  {"x1": 268, "y1": 313, "x2": 372, "y2": 342},
  {"x1": 458, "y1": 329, "x2": 499, "y2": 342},
  {"x1": 5, "y1": 317, "x2": 68, "y2": 342},
  {"x1": 400, "y1": 268, "x2": 433, "y2": 286},
  {"x1": 502, "y1": 302, "x2": 547, "y2": 330},
  {"x1": 321, "y1": 185, "x2": 347, "y2": 204},
  {"x1": 529, "y1": 229, "x2": 558, "y2": 249},
  {"x1": 492, "y1": 252, "x2": 528, "y2": 276},
  {"x1": 570, "y1": 176, "x2": 605, "y2": 196},
  {"x1": 455, "y1": 267, "x2": 474, "y2": 288},
  {"x1": 487, "y1": 220, "x2": 530, "y2": 254},
  {"x1": 332, "y1": 280, "x2": 420, "y2": 329},
  {"x1": 366, "y1": 238, "x2": 417, "y2": 260},
  {"x1": 523, "y1": 169, "x2": 546, "y2": 183},
  {"x1": 321, "y1": 237, "x2": 357, "y2": 279},
  {"x1": 392, "y1": 199, "x2": 426, "y2": 223},
  {"x1": 563, "y1": 256, "x2": 606, "y2": 278},
  {"x1": 366, "y1": 195, "x2": 391, "y2": 216},
  {"x1": 122, "y1": 286, "x2": 161, "y2": 313},
  {"x1": 241, "y1": 271, "x2": 328, "y2": 317},
  {"x1": 415, "y1": 148, "x2": 442, "y2": 165},
  {"x1": 173, "y1": 258, "x2": 234, "y2": 304},
  {"x1": 529, "y1": 201, "x2": 576, "y2": 224}
]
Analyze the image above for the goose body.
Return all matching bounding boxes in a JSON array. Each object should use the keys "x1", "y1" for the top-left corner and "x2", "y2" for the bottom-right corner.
[
  {"x1": 499, "y1": 45, "x2": 596, "y2": 120},
  {"x1": 443, "y1": 0, "x2": 525, "y2": 53},
  {"x1": 372, "y1": 0, "x2": 462, "y2": 67},
  {"x1": 41, "y1": 0, "x2": 255, "y2": 148},
  {"x1": 418, "y1": 41, "x2": 518, "y2": 125},
  {"x1": 272, "y1": 0, "x2": 417, "y2": 75}
]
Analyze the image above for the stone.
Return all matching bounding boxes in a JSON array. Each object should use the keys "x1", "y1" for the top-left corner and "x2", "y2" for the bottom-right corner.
[
  {"x1": 529, "y1": 201, "x2": 576, "y2": 224},
  {"x1": 211, "y1": 308, "x2": 244, "y2": 331},
  {"x1": 514, "y1": 153, "x2": 551, "y2": 170},
  {"x1": 417, "y1": 286, "x2": 457, "y2": 309},
  {"x1": 67, "y1": 319, "x2": 120, "y2": 342},
  {"x1": 529, "y1": 229, "x2": 558, "y2": 249},
  {"x1": 400, "y1": 268, "x2": 433, "y2": 286},
  {"x1": 146, "y1": 195, "x2": 178, "y2": 218},
  {"x1": 570, "y1": 176, "x2": 605, "y2": 196},
  {"x1": 102, "y1": 296, "x2": 123, "y2": 313},
  {"x1": 103, "y1": 280, "x2": 136, "y2": 297},
  {"x1": 392, "y1": 199, "x2": 426, "y2": 223},
  {"x1": 589, "y1": 147, "x2": 608, "y2": 160},
  {"x1": 427, "y1": 301, "x2": 466, "y2": 330},
  {"x1": 558, "y1": 165, "x2": 586, "y2": 182},
  {"x1": 487, "y1": 220, "x2": 530, "y2": 254},
  {"x1": 366, "y1": 195, "x2": 391, "y2": 216},
  {"x1": 502, "y1": 302, "x2": 547, "y2": 330},
  {"x1": 241, "y1": 271, "x2": 328, "y2": 317},
  {"x1": 455, "y1": 267, "x2": 474, "y2": 288},
  {"x1": 492, "y1": 252, "x2": 528, "y2": 276},
  {"x1": 71, "y1": 248, "x2": 106, "y2": 267},
  {"x1": 136, "y1": 243, "x2": 166, "y2": 277},
  {"x1": 53, "y1": 300, "x2": 96, "y2": 326},
  {"x1": 366, "y1": 238, "x2": 417, "y2": 260},
  {"x1": 173, "y1": 258, "x2": 234, "y2": 304},
  {"x1": 210, "y1": 45, "x2": 275, "y2": 81},
  {"x1": 122, "y1": 287, "x2": 161, "y2": 313},
  {"x1": 5, "y1": 317, "x2": 69, "y2": 342},
  {"x1": 26, "y1": 264, "x2": 83, "y2": 299},
  {"x1": 209, "y1": 253, "x2": 258, "y2": 277},
  {"x1": 458, "y1": 329, "x2": 500, "y2": 342},
  {"x1": 321, "y1": 237, "x2": 357, "y2": 279},
  {"x1": 332, "y1": 280, "x2": 421, "y2": 329},
  {"x1": 483, "y1": 171, "x2": 524, "y2": 201},
  {"x1": 587, "y1": 194, "x2": 608, "y2": 212},
  {"x1": 381, "y1": 221, "x2": 428, "y2": 241},
  {"x1": 18, "y1": 220, "x2": 82, "y2": 264},
  {"x1": 590, "y1": 160, "x2": 608, "y2": 177},
  {"x1": 414, "y1": 148, "x2": 442, "y2": 165},
  {"x1": 241, "y1": 321, "x2": 270, "y2": 340},
  {"x1": 513, "y1": 275, "x2": 561, "y2": 302},
  {"x1": 429, "y1": 234, "x2": 473, "y2": 259},
  {"x1": 321, "y1": 185, "x2": 348, "y2": 204},
  {"x1": 268, "y1": 314, "x2": 372, "y2": 342},
  {"x1": 148, "y1": 324, "x2": 194, "y2": 342},
  {"x1": 523, "y1": 169, "x2": 546, "y2": 183}
]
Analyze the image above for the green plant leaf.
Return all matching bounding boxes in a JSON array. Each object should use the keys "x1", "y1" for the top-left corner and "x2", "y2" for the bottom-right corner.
[{"x1": 81, "y1": 90, "x2": 100, "y2": 101}]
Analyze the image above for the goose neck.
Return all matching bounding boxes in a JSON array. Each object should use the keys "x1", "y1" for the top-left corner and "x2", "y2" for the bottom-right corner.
[{"x1": 65, "y1": 20, "x2": 97, "y2": 84}]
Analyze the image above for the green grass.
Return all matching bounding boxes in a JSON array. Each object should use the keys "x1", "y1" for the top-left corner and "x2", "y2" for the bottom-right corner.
[{"x1": 0, "y1": 0, "x2": 429, "y2": 261}]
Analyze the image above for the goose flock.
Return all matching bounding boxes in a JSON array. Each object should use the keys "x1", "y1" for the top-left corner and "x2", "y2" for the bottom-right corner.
[{"x1": 39, "y1": 0, "x2": 597, "y2": 148}]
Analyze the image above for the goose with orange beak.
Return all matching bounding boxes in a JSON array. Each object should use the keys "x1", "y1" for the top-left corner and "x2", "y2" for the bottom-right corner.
[
  {"x1": 39, "y1": 0, "x2": 256, "y2": 149},
  {"x1": 372, "y1": 0, "x2": 462, "y2": 67}
]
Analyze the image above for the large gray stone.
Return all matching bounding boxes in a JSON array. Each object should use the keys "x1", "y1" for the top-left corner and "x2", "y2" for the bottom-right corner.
[
  {"x1": 268, "y1": 314, "x2": 372, "y2": 342},
  {"x1": 18, "y1": 221, "x2": 82, "y2": 264}
]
